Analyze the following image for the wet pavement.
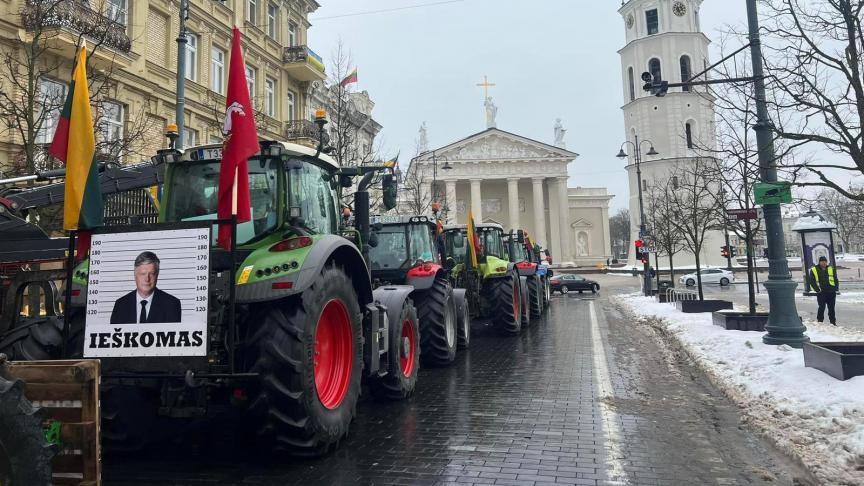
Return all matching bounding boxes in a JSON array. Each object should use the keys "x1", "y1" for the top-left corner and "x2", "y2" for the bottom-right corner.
[{"x1": 105, "y1": 276, "x2": 813, "y2": 485}]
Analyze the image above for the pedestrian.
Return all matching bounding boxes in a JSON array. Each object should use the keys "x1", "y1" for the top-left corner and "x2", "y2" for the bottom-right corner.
[{"x1": 808, "y1": 256, "x2": 838, "y2": 325}]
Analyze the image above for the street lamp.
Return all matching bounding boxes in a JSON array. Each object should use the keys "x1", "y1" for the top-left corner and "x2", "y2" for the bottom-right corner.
[{"x1": 617, "y1": 134, "x2": 658, "y2": 296}]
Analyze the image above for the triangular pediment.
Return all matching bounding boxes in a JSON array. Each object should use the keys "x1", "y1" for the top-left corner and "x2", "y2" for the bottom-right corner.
[
  {"x1": 415, "y1": 128, "x2": 579, "y2": 162},
  {"x1": 570, "y1": 219, "x2": 593, "y2": 228}
]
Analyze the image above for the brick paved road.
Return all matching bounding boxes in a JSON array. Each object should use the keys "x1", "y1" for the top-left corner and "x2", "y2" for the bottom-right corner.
[{"x1": 105, "y1": 279, "x2": 814, "y2": 485}]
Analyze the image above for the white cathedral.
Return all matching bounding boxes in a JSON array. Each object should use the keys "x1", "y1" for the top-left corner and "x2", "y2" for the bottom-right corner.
[
  {"x1": 408, "y1": 101, "x2": 614, "y2": 266},
  {"x1": 619, "y1": 0, "x2": 726, "y2": 268}
]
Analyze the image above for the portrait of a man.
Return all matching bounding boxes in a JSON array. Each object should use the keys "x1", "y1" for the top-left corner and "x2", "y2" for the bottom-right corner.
[{"x1": 110, "y1": 251, "x2": 182, "y2": 324}]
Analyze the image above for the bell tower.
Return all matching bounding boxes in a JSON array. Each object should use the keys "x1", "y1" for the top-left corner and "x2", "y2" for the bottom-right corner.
[{"x1": 618, "y1": 0, "x2": 725, "y2": 268}]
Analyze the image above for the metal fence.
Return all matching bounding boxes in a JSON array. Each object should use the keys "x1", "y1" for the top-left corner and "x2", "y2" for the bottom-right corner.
[{"x1": 665, "y1": 288, "x2": 698, "y2": 303}]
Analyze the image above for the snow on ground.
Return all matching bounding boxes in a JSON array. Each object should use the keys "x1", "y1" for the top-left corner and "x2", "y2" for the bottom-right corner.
[{"x1": 615, "y1": 294, "x2": 864, "y2": 485}]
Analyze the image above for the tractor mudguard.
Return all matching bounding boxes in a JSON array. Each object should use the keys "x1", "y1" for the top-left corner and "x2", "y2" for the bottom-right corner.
[
  {"x1": 452, "y1": 288, "x2": 468, "y2": 314},
  {"x1": 373, "y1": 285, "x2": 414, "y2": 329},
  {"x1": 405, "y1": 264, "x2": 444, "y2": 291},
  {"x1": 236, "y1": 235, "x2": 370, "y2": 304}
]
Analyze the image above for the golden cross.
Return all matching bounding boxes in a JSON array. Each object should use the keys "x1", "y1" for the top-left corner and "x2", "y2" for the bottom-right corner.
[{"x1": 476, "y1": 75, "x2": 495, "y2": 99}]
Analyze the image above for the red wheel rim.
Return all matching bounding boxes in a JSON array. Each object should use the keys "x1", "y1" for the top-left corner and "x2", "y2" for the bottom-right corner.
[
  {"x1": 400, "y1": 319, "x2": 417, "y2": 377},
  {"x1": 314, "y1": 299, "x2": 353, "y2": 410},
  {"x1": 512, "y1": 283, "x2": 520, "y2": 319}
]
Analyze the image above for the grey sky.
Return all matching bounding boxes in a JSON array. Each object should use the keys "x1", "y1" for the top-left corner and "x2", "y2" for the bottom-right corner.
[{"x1": 308, "y1": 1, "x2": 748, "y2": 213}]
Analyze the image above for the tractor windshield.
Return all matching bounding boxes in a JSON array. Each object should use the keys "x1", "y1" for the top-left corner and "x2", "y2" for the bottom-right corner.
[
  {"x1": 478, "y1": 228, "x2": 505, "y2": 259},
  {"x1": 369, "y1": 223, "x2": 436, "y2": 270},
  {"x1": 164, "y1": 158, "x2": 279, "y2": 245},
  {"x1": 286, "y1": 161, "x2": 338, "y2": 234},
  {"x1": 443, "y1": 230, "x2": 467, "y2": 266}
]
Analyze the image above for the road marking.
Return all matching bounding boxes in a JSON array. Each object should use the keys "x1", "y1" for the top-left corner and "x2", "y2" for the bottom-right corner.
[{"x1": 589, "y1": 300, "x2": 629, "y2": 483}]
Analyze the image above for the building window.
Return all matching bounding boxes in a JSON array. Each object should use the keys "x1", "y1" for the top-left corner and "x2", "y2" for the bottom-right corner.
[
  {"x1": 245, "y1": 65, "x2": 256, "y2": 98},
  {"x1": 680, "y1": 55, "x2": 692, "y2": 92},
  {"x1": 287, "y1": 91, "x2": 295, "y2": 121},
  {"x1": 247, "y1": 0, "x2": 257, "y2": 26},
  {"x1": 106, "y1": 0, "x2": 128, "y2": 26},
  {"x1": 685, "y1": 122, "x2": 694, "y2": 148},
  {"x1": 628, "y1": 66, "x2": 635, "y2": 101},
  {"x1": 100, "y1": 101, "x2": 125, "y2": 144},
  {"x1": 265, "y1": 77, "x2": 276, "y2": 116},
  {"x1": 208, "y1": 134, "x2": 223, "y2": 144},
  {"x1": 642, "y1": 179, "x2": 648, "y2": 191},
  {"x1": 36, "y1": 79, "x2": 66, "y2": 144},
  {"x1": 183, "y1": 128, "x2": 198, "y2": 147},
  {"x1": 267, "y1": 3, "x2": 278, "y2": 39},
  {"x1": 288, "y1": 22, "x2": 297, "y2": 46},
  {"x1": 211, "y1": 48, "x2": 225, "y2": 94},
  {"x1": 645, "y1": 9, "x2": 659, "y2": 35},
  {"x1": 185, "y1": 33, "x2": 198, "y2": 81},
  {"x1": 648, "y1": 58, "x2": 662, "y2": 82}
]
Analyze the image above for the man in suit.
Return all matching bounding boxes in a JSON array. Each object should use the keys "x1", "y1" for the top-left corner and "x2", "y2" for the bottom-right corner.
[{"x1": 110, "y1": 251, "x2": 182, "y2": 324}]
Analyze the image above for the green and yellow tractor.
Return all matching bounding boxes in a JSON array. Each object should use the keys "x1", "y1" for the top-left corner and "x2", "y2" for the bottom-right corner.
[{"x1": 441, "y1": 223, "x2": 526, "y2": 335}]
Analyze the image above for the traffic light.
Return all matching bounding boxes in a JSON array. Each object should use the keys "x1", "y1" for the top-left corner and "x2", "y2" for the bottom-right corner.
[
  {"x1": 721, "y1": 246, "x2": 729, "y2": 258},
  {"x1": 635, "y1": 239, "x2": 643, "y2": 257},
  {"x1": 731, "y1": 246, "x2": 738, "y2": 257}
]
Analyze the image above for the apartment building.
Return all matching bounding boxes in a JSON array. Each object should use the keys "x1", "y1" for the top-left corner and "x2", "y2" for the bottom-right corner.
[{"x1": 0, "y1": 0, "x2": 325, "y2": 173}]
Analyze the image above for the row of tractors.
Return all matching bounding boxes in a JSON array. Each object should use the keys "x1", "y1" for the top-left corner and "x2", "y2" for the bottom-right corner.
[{"x1": 0, "y1": 132, "x2": 552, "y2": 482}]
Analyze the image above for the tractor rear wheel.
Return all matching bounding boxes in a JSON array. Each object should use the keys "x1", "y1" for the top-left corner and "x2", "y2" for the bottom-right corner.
[
  {"x1": 100, "y1": 384, "x2": 165, "y2": 453},
  {"x1": 0, "y1": 375, "x2": 54, "y2": 486},
  {"x1": 0, "y1": 317, "x2": 64, "y2": 361},
  {"x1": 456, "y1": 296, "x2": 471, "y2": 350},
  {"x1": 416, "y1": 278, "x2": 457, "y2": 367},
  {"x1": 528, "y1": 276, "x2": 543, "y2": 320},
  {"x1": 246, "y1": 265, "x2": 362, "y2": 456},
  {"x1": 370, "y1": 299, "x2": 419, "y2": 401},
  {"x1": 491, "y1": 273, "x2": 521, "y2": 335}
]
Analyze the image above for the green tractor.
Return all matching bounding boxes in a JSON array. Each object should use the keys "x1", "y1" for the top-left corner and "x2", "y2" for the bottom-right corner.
[
  {"x1": 441, "y1": 223, "x2": 525, "y2": 335},
  {"x1": 504, "y1": 230, "x2": 547, "y2": 321},
  {"x1": 1, "y1": 136, "x2": 417, "y2": 457},
  {"x1": 367, "y1": 215, "x2": 469, "y2": 365}
]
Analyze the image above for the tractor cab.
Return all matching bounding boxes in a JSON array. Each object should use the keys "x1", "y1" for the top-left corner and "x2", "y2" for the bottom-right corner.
[
  {"x1": 505, "y1": 230, "x2": 538, "y2": 277},
  {"x1": 158, "y1": 141, "x2": 341, "y2": 249},
  {"x1": 368, "y1": 215, "x2": 440, "y2": 285}
]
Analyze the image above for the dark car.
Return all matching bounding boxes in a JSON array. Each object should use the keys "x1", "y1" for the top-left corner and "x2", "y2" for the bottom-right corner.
[{"x1": 550, "y1": 274, "x2": 599, "y2": 294}]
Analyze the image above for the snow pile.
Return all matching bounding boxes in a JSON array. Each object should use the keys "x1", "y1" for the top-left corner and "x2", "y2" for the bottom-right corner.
[{"x1": 616, "y1": 294, "x2": 864, "y2": 484}]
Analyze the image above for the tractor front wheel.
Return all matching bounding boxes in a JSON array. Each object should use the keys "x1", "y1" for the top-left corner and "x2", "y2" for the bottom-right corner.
[
  {"x1": 371, "y1": 299, "x2": 419, "y2": 401},
  {"x1": 416, "y1": 278, "x2": 458, "y2": 367},
  {"x1": 491, "y1": 273, "x2": 522, "y2": 335},
  {"x1": 0, "y1": 375, "x2": 54, "y2": 486},
  {"x1": 528, "y1": 276, "x2": 543, "y2": 320},
  {"x1": 456, "y1": 295, "x2": 471, "y2": 350},
  {"x1": 246, "y1": 264, "x2": 362, "y2": 456}
]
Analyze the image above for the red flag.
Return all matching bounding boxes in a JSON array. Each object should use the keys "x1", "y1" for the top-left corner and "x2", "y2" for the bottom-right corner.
[{"x1": 218, "y1": 27, "x2": 259, "y2": 250}]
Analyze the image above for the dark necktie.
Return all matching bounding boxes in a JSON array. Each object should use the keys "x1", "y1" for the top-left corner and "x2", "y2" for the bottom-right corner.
[{"x1": 140, "y1": 301, "x2": 148, "y2": 323}]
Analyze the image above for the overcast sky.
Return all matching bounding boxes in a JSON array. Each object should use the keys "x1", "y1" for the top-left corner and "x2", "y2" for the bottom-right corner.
[{"x1": 308, "y1": 0, "x2": 750, "y2": 213}]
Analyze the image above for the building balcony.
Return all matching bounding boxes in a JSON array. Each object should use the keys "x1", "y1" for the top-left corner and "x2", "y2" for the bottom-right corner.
[
  {"x1": 285, "y1": 120, "x2": 328, "y2": 145},
  {"x1": 283, "y1": 45, "x2": 326, "y2": 82},
  {"x1": 22, "y1": 0, "x2": 131, "y2": 53}
]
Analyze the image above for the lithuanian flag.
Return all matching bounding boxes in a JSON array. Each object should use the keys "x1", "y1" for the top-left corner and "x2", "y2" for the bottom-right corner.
[
  {"x1": 466, "y1": 210, "x2": 479, "y2": 269},
  {"x1": 339, "y1": 67, "x2": 358, "y2": 87},
  {"x1": 49, "y1": 46, "x2": 102, "y2": 231}
]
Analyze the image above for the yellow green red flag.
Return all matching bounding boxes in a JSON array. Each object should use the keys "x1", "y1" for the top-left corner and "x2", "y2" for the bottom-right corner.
[
  {"x1": 50, "y1": 46, "x2": 101, "y2": 231},
  {"x1": 466, "y1": 210, "x2": 479, "y2": 268}
]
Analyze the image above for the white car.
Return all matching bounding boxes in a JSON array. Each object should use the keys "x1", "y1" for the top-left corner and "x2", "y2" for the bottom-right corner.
[{"x1": 679, "y1": 268, "x2": 735, "y2": 287}]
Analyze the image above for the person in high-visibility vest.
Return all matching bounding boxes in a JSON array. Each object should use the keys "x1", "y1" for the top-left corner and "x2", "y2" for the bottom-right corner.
[{"x1": 808, "y1": 255, "x2": 839, "y2": 325}]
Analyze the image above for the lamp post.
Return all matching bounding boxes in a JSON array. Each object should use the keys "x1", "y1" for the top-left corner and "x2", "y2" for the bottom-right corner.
[
  {"x1": 617, "y1": 134, "x2": 659, "y2": 297},
  {"x1": 745, "y1": 0, "x2": 808, "y2": 347},
  {"x1": 430, "y1": 151, "x2": 453, "y2": 218}
]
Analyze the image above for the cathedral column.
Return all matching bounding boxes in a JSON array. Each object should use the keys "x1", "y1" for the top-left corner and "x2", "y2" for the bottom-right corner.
[
  {"x1": 548, "y1": 180, "x2": 561, "y2": 260},
  {"x1": 601, "y1": 205, "x2": 611, "y2": 260},
  {"x1": 531, "y1": 177, "x2": 546, "y2": 248},
  {"x1": 445, "y1": 180, "x2": 457, "y2": 224},
  {"x1": 556, "y1": 177, "x2": 570, "y2": 260},
  {"x1": 470, "y1": 179, "x2": 482, "y2": 221},
  {"x1": 507, "y1": 178, "x2": 520, "y2": 230}
]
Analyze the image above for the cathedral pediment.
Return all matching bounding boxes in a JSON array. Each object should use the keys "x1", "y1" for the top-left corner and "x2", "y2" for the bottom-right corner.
[{"x1": 417, "y1": 128, "x2": 578, "y2": 162}]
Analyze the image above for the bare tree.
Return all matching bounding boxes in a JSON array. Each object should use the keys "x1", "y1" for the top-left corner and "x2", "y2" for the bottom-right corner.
[
  {"x1": 608, "y1": 208, "x2": 631, "y2": 260},
  {"x1": 753, "y1": 0, "x2": 864, "y2": 200},
  {"x1": 399, "y1": 138, "x2": 432, "y2": 216},
  {"x1": 645, "y1": 180, "x2": 686, "y2": 283},
  {"x1": 667, "y1": 158, "x2": 724, "y2": 300},
  {"x1": 325, "y1": 40, "x2": 377, "y2": 169},
  {"x1": 814, "y1": 186, "x2": 864, "y2": 253},
  {"x1": 0, "y1": 0, "x2": 153, "y2": 176}
]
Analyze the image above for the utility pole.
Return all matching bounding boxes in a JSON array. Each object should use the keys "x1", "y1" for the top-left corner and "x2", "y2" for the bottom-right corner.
[
  {"x1": 175, "y1": 0, "x2": 189, "y2": 150},
  {"x1": 746, "y1": 0, "x2": 808, "y2": 347}
]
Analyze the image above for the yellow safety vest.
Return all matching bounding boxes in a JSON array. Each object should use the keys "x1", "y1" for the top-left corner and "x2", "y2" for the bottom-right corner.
[{"x1": 810, "y1": 265, "x2": 835, "y2": 291}]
